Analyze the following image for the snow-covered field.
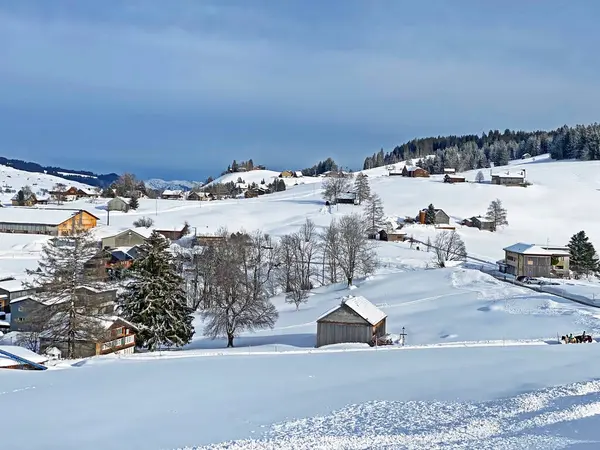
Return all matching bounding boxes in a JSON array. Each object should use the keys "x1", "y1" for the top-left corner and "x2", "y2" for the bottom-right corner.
[{"x1": 3, "y1": 155, "x2": 600, "y2": 449}]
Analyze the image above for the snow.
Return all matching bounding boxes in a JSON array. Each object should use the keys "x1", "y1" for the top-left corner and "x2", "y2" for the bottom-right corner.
[
  {"x1": 319, "y1": 295, "x2": 387, "y2": 326},
  {"x1": 0, "y1": 344, "x2": 48, "y2": 367},
  {"x1": 3, "y1": 154, "x2": 600, "y2": 448},
  {"x1": 205, "y1": 169, "x2": 322, "y2": 189},
  {"x1": 503, "y1": 242, "x2": 556, "y2": 255}
]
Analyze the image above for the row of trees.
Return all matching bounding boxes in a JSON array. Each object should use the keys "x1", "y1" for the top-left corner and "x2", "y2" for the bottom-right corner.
[{"x1": 363, "y1": 123, "x2": 600, "y2": 173}]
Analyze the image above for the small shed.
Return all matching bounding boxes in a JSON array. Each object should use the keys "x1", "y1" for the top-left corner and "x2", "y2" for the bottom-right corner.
[
  {"x1": 335, "y1": 192, "x2": 358, "y2": 205},
  {"x1": 107, "y1": 197, "x2": 130, "y2": 212},
  {"x1": 316, "y1": 296, "x2": 387, "y2": 347}
]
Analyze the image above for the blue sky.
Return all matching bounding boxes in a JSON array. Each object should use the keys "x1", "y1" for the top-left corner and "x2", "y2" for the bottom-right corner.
[{"x1": 1, "y1": 0, "x2": 600, "y2": 180}]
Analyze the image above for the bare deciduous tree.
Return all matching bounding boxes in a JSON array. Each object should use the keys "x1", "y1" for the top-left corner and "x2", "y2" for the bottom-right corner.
[
  {"x1": 133, "y1": 216, "x2": 154, "y2": 228},
  {"x1": 432, "y1": 231, "x2": 467, "y2": 268},
  {"x1": 202, "y1": 230, "x2": 279, "y2": 347},
  {"x1": 475, "y1": 171, "x2": 485, "y2": 183},
  {"x1": 322, "y1": 176, "x2": 352, "y2": 204},
  {"x1": 52, "y1": 183, "x2": 67, "y2": 205},
  {"x1": 321, "y1": 220, "x2": 343, "y2": 284},
  {"x1": 329, "y1": 214, "x2": 378, "y2": 286}
]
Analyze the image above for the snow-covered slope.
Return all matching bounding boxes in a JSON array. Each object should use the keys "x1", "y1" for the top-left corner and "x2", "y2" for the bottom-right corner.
[
  {"x1": 205, "y1": 169, "x2": 322, "y2": 188},
  {"x1": 144, "y1": 178, "x2": 204, "y2": 191},
  {"x1": 4, "y1": 154, "x2": 600, "y2": 448},
  {"x1": 0, "y1": 163, "x2": 95, "y2": 205}
]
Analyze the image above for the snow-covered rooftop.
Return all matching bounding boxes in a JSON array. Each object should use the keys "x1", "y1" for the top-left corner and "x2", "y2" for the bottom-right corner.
[
  {"x1": 503, "y1": 243, "x2": 569, "y2": 256},
  {"x1": 492, "y1": 172, "x2": 525, "y2": 179},
  {"x1": 0, "y1": 207, "x2": 93, "y2": 225},
  {"x1": 343, "y1": 296, "x2": 387, "y2": 325},
  {"x1": 0, "y1": 345, "x2": 48, "y2": 368},
  {"x1": 0, "y1": 278, "x2": 28, "y2": 293}
]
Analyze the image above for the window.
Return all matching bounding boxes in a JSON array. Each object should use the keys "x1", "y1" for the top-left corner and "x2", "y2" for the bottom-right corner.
[
  {"x1": 527, "y1": 260, "x2": 533, "y2": 265},
  {"x1": 506, "y1": 255, "x2": 515, "y2": 262}
]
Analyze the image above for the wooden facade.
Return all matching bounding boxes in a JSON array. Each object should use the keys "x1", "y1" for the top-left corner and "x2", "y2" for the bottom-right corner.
[
  {"x1": 316, "y1": 299, "x2": 387, "y2": 348},
  {"x1": 503, "y1": 243, "x2": 570, "y2": 278},
  {"x1": 402, "y1": 166, "x2": 430, "y2": 178},
  {"x1": 0, "y1": 209, "x2": 98, "y2": 236},
  {"x1": 418, "y1": 208, "x2": 450, "y2": 225},
  {"x1": 444, "y1": 174, "x2": 466, "y2": 183},
  {"x1": 155, "y1": 224, "x2": 189, "y2": 241},
  {"x1": 491, "y1": 174, "x2": 525, "y2": 186},
  {"x1": 101, "y1": 229, "x2": 148, "y2": 249}
]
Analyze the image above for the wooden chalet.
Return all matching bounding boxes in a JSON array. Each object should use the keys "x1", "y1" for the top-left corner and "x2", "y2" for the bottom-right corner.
[
  {"x1": 316, "y1": 296, "x2": 387, "y2": 347},
  {"x1": 187, "y1": 191, "x2": 212, "y2": 201},
  {"x1": 0, "y1": 208, "x2": 98, "y2": 236},
  {"x1": 444, "y1": 174, "x2": 466, "y2": 183},
  {"x1": 402, "y1": 166, "x2": 430, "y2": 178},
  {"x1": 378, "y1": 229, "x2": 407, "y2": 242},
  {"x1": 161, "y1": 189, "x2": 185, "y2": 200},
  {"x1": 155, "y1": 223, "x2": 189, "y2": 241}
]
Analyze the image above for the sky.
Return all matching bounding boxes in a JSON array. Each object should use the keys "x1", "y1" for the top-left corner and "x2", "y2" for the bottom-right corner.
[{"x1": 1, "y1": 0, "x2": 600, "y2": 181}]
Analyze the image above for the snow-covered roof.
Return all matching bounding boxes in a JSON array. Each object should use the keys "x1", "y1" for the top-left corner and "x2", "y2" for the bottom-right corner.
[
  {"x1": 444, "y1": 168, "x2": 456, "y2": 173},
  {"x1": 502, "y1": 243, "x2": 569, "y2": 256},
  {"x1": 130, "y1": 227, "x2": 154, "y2": 238},
  {"x1": 337, "y1": 192, "x2": 357, "y2": 200},
  {"x1": 294, "y1": 171, "x2": 303, "y2": 177},
  {"x1": 318, "y1": 295, "x2": 387, "y2": 326},
  {"x1": 0, "y1": 320, "x2": 9, "y2": 327},
  {"x1": 404, "y1": 166, "x2": 418, "y2": 172},
  {"x1": 162, "y1": 189, "x2": 183, "y2": 196},
  {"x1": 0, "y1": 345, "x2": 48, "y2": 368},
  {"x1": 492, "y1": 172, "x2": 525, "y2": 179},
  {"x1": 78, "y1": 187, "x2": 99, "y2": 195},
  {"x1": 0, "y1": 207, "x2": 93, "y2": 225},
  {"x1": 0, "y1": 278, "x2": 28, "y2": 293}
]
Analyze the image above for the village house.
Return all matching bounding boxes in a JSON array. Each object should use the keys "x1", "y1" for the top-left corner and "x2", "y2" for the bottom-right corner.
[
  {"x1": 77, "y1": 188, "x2": 100, "y2": 199},
  {"x1": 11, "y1": 192, "x2": 38, "y2": 207},
  {"x1": 491, "y1": 170, "x2": 526, "y2": 186},
  {"x1": 186, "y1": 191, "x2": 212, "y2": 201},
  {"x1": 335, "y1": 192, "x2": 358, "y2": 205},
  {"x1": 106, "y1": 196, "x2": 130, "y2": 212},
  {"x1": 417, "y1": 208, "x2": 450, "y2": 225},
  {"x1": 155, "y1": 223, "x2": 190, "y2": 241},
  {"x1": 39, "y1": 316, "x2": 138, "y2": 358},
  {"x1": 444, "y1": 174, "x2": 466, "y2": 183},
  {"x1": 402, "y1": 166, "x2": 430, "y2": 178},
  {"x1": 0, "y1": 208, "x2": 98, "y2": 236},
  {"x1": 279, "y1": 170, "x2": 293, "y2": 178},
  {"x1": 500, "y1": 243, "x2": 570, "y2": 278},
  {"x1": 460, "y1": 216, "x2": 494, "y2": 231},
  {"x1": 377, "y1": 229, "x2": 407, "y2": 242},
  {"x1": 316, "y1": 296, "x2": 387, "y2": 347},
  {"x1": 100, "y1": 228, "x2": 151, "y2": 249},
  {"x1": 49, "y1": 186, "x2": 79, "y2": 202},
  {"x1": 161, "y1": 189, "x2": 185, "y2": 200}
]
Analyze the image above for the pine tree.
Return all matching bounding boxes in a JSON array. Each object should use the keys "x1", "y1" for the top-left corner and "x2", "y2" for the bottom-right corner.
[
  {"x1": 25, "y1": 230, "x2": 108, "y2": 359},
  {"x1": 354, "y1": 173, "x2": 371, "y2": 205},
  {"x1": 118, "y1": 231, "x2": 195, "y2": 350},
  {"x1": 425, "y1": 204, "x2": 437, "y2": 225},
  {"x1": 486, "y1": 198, "x2": 508, "y2": 232},
  {"x1": 568, "y1": 231, "x2": 599, "y2": 278},
  {"x1": 363, "y1": 193, "x2": 385, "y2": 236},
  {"x1": 129, "y1": 195, "x2": 139, "y2": 210}
]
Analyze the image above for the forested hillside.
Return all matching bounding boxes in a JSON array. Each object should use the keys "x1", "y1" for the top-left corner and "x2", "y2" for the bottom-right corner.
[{"x1": 363, "y1": 123, "x2": 600, "y2": 174}]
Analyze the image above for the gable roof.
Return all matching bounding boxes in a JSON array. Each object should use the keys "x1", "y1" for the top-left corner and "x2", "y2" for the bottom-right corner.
[
  {"x1": 162, "y1": 189, "x2": 184, "y2": 196},
  {"x1": 503, "y1": 243, "x2": 553, "y2": 255},
  {"x1": 317, "y1": 295, "x2": 386, "y2": 326},
  {"x1": 0, "y1": 208, "x2": 96, "y2": 226},
  {"x1": 0, "y1": 345, "x2": 48, "y2": 368}
]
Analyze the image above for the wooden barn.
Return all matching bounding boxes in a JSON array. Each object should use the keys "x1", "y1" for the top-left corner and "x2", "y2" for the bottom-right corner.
[
  {"x1": 378, "y1": 229, "x2": 407, "y2": 242},
  {"x1": 402, "y1": 166, "x2": 430, "y2": 178},
  {"x1": 0, "y1": 208, "x2": 98, "y2": 236},
  {"x1": 316, "y1": 296, "x2": 387, "y2": 347},
  {"x1": 444, "y1": 174, "x2": 466, "y2": 183}
]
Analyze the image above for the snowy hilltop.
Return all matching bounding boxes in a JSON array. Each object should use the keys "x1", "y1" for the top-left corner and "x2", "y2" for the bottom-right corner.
[{"x1": 144, "y1": 178, "x2": 204, "y2": 192}]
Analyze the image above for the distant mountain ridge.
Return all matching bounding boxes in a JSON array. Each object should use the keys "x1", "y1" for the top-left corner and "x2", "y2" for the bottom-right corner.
[
  {"x1": 144, "y1": 178, "x2": 204, "y2": 192},
  {"x1": 0, "y1": 156, "x2": 119, "y2": 187}
]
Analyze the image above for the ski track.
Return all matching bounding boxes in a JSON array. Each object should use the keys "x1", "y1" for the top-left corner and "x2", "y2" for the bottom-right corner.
[{"x1": 184, "y1": 380, "x2": 600, "y2": 449}]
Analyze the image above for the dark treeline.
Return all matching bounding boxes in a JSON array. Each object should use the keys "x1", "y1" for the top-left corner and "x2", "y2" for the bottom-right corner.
[
  {"x1": 362, "y1": 123, "x2": 600, "y2": 173},
  {"x1": 301, "y1": 157, "x2": 338, "y2": 176}
]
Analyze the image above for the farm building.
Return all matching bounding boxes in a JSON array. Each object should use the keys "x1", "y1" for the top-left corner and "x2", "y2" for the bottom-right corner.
[
  {"x1": 491, "y1": 171, "x2": 526, "y2": 186},
  {"x1": 155, "y1": 223, "x2": 190, "y2": 241},
  {"x1": 501, "y1": 243, "x2": 570, "y2": 278},
  {"x1": 444, "y1": 174, "x2": 466, "y2": 183},
  {"x1": 378, "y1": 229, "x2": 407, "y2": 242},
  {"x1": 107, "y1": 196, "x2": 130, "y2": 212},
  {"x1": 0, "y1": 345, "x2": 48, "y2": 370},
  {"x1": 461, "y1": 216, "x2": 494, "y2": 231},
  {"x1": 187, "y1": 191, "x2": 212, "y2": 201},
  {"x1": 77, "y1": 188, "x2": 100, "y2": 198},
  {"x1": 161, "y1": 190, "x2": 185, "y2": 200},
  {"x1": 0, "y1": 208, "x2": 98, "y2": 236},
  {"x1": 402, "y1": 166, "x2": 430, "y2": 178},
  {"x1": 11, "y1": 192, "x2": 39, "y2": 207},
  {"x1": 100, "y1": 228, "x2": 150, "y2": 249},
  {"x1": 335, "y1": 192, "x2": 358, "y2": 205},
  {"x1": 316, "y1": 296, "x2": 387, "y2": 348},
  {"x1": 39, "y1": 317, "x2": 137, "y2": 358},
  {"x1": 418, "y1": 208, "x2": 450, "y2": 225}
]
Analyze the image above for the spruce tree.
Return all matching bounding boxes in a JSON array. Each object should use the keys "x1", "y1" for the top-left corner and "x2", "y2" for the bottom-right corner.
[
  {"x1": 354, "y1": 173, "x2": 371, "y2": 205},
  {"x1": 129, "y1": 195, "x2": 139, "y2": 210},
  {"x1": 486, "y1": 198, "x2": 508, "y2": 232},
  {"x1": 568, "y1": 231, "x2": 600, "y2": 278},
  {"x1": 118, "y1": 231, "x2": 194, "y2": 351},
  {"x1": 425, "y1": 204, "x2": 437, "y2": 225}
]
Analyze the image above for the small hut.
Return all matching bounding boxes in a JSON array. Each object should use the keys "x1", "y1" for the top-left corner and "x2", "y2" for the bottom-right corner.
[{"x1": 316, "y1": 296, "x2": 387, "y2": 347}]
